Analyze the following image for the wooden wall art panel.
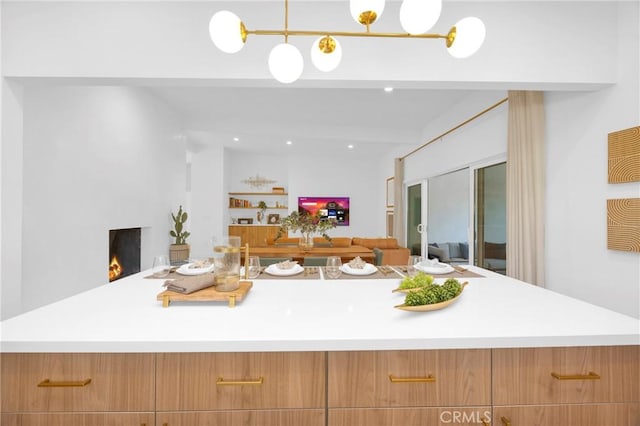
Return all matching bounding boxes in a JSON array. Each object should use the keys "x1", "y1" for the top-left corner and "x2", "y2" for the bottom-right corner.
[
  {"x1": 608, "y1": 125, "x2": 640, "y2": 183},
  {"x1": 607, "y1": 198, "x2": 640, "y2": 252}
]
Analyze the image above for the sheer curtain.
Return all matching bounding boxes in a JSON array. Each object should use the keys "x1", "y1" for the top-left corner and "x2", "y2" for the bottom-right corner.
[
  {"x1": 393, "y1": 157, "x2": 405, "y2": 246},
  {"x1": 506, "y1": 91, "x2": 546, "y2": 286}
]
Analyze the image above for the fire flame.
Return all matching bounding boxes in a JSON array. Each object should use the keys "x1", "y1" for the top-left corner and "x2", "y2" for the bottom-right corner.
[{"x1": 109, "y1": 255, "x2": 122, "y2": 281}]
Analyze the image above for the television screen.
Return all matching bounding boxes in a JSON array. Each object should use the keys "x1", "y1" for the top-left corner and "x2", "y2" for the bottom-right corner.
[{"x1": 298, "y1": 197, "x2": 350, "y2": 226}]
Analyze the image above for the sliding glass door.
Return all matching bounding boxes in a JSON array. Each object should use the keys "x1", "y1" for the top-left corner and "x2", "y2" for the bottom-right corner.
[
  {"x1": 474, "y1": 161, "x2": 506, "y2": 274},
  {"x1": 406, "y1": 183, "x2": 422, "y2": 255}
]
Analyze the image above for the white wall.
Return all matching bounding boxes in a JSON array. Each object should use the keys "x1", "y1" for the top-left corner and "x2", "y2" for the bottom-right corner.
[
  {"x1": 401, "y1": 2, "x2": 639, "y2": 318},
  {"x1": 216, "y1": 150, "x2": 387, "y2": 238},
  {"x1": 16, "y1": 85, "x2": 186, "y2": 315}
]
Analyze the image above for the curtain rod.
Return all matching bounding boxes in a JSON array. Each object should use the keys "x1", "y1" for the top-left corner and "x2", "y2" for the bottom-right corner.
[{"x1": 401, "y1": 96, "x2": 509, "y2": 160}]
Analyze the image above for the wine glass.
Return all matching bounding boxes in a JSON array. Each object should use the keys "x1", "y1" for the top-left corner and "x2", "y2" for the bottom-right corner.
[
  {"x1": 325, "y1": 256, "x2": 343, "y2": 279},
  {"x1": 407, "y1": 255, "x2": 423, "y2": 277},
  {"x1": 247, "y1": 256, "x2": 261, "y2": 279},
  {"x1": 151, "y1": 255, "x2": 171, "y2": 278}
]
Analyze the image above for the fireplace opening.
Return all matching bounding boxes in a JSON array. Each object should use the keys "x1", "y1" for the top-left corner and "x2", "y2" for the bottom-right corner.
[{"x1": 109, "y1": 228, "x2": 141, "y2": 282}]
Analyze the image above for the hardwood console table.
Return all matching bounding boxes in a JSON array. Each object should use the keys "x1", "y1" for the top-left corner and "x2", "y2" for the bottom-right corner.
[{"x1": 245, "y1": 245, "x2": 375, "y2": 264}]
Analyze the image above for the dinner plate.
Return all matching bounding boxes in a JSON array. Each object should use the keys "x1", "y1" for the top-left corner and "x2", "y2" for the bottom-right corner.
[
  {"x1": 416, "y1": 262, "x2": 454, "y2": 274},
  {"x1": 176, "y1": 262, "x2": 214, "y2": 276},
  {"x1": 264, "y1": 264, "x2": 304, "y2": 276},
  {"x1": 340, "y1": 263, "x2": 377, "y2": 275}
]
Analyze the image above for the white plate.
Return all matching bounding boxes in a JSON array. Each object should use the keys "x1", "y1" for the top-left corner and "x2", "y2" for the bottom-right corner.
[
  {"x1": 416, "y1": 262, "x2": 454, "y2": 274},
  {"x1": 264, "y1": 264, "x2": 304, "y2": 276},
  {"x1": 176, "y1": 262, "x2": 214, "y2": 276},
  {"x1": 340, "y1": 263, "x2": 377, "y2": 275}
]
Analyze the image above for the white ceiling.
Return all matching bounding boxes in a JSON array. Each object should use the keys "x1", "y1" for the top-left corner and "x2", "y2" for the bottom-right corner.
[{"x1": 147, "y1": 85, "x2": 486, "y2": 157}]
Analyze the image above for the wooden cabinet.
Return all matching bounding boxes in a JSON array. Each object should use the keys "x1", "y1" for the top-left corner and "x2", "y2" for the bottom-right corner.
[
  {"x1": 329, "y1": 349, "x2": 491, "y2": 408},
  {"x1": 228, "y1": 225, "x2": 282, "y2": 247},
  {"x1": 155, "y1": 409, "x2": 325, "y2": 426},
  {"x1": 328, "y1": 349, "x2": 491, "y2": 426},
  {"x1": 492, "y1": 403, "x2": 640, "y2": 426},
  {"x1": 492, "y1": 346, "x2": 639, "y2": 425},
  {"x1": 1, "y1": 353, "x2": 155, "y2": 413},
  {"x1": 3, "y1": 413, "x2": 155, "y2": 426},
  {"x1": 329, "y1": 407, "x2": 492, "y2": 426},
  {"x1": 156, "y1": 352, "x2": 325, "y2": 411}
]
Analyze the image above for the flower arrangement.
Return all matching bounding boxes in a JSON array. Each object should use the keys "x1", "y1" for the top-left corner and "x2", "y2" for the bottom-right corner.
[{"x1": 275, "y1": 210, "x2": 337, "y2": 243}]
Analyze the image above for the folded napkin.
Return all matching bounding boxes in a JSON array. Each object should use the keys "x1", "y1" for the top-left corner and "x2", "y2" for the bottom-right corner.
[{"x1": 163, "y1": 273, "x2": 215, "y2": 294}]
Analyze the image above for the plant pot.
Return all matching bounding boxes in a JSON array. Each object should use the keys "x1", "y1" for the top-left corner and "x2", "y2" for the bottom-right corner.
[{"x1": 169, "y1": 244, "x2": 190, "y2": 263}]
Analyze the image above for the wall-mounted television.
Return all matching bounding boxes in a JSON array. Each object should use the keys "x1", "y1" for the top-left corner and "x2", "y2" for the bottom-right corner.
[{"x1": 298, "y1": 197, "x2": 350, "y2": 226}]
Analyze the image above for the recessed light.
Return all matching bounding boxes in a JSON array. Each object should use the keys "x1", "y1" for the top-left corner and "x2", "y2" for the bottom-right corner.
[
  {"x1": 384, "y1": 87, "x2": 394, "y2": 93},
  {"x1": 347, "y1": 144, "x2": 354, "y2": 149},
  {"x1": 233, "y1": 137, "x2": 239, "y2": 142},
  {"x1": 286, "y1": 140, "x2": 293, "y2": 145}
]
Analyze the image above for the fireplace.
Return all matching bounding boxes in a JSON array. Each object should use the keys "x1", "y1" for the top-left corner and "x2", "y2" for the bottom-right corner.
[{"x1": 109, "y1": 228, "x2": 141, "y2": 282}]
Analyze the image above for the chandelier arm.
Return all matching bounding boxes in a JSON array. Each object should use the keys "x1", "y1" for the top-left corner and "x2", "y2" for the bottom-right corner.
[
  {"x1": 249, "y1": 28, "x2": 451, "y2": 40},
  {"x1": 284, "y1": 0, "x2": 289, "y2": 42}
]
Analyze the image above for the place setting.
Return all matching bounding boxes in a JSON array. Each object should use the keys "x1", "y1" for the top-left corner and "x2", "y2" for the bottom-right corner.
[
  {"x1": 323, "y1": 256, "x2": 403, "y2": 280},
  {"x1": 246, "y1": 259, "x2": 321, "y2": 280},
  {"x1": 407, "y1": 255, "x2": 484, "y2": 278}
]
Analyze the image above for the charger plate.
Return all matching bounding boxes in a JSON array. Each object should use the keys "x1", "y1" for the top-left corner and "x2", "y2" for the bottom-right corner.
[{"x1": 394, "y1": 282, "x2": 468, "y2": 312}]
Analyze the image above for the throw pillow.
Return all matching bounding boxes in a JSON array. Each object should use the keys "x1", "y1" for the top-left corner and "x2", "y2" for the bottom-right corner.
[
  {"x1": 459, "y1": 242, "x2": 469, "y2": 259},
  {"x1": 447, "y1": 242, "x2": 461, "y2": 259},
  {"x1": 435, "y1": 243, "x2": 451, "y2": 262},
  {"x1": 427, "y1": 245, "x2": 447, "y2": 261}
]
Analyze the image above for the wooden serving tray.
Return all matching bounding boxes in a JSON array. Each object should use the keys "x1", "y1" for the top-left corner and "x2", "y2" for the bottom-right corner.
[{"x1": 157, "y1": 280, "x2": 253, "y2": 308}]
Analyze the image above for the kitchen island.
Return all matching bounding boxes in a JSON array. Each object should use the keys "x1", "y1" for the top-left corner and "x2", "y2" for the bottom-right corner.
[{"x1": 2, "y1": 267, "x2": 638, "y2": 425}]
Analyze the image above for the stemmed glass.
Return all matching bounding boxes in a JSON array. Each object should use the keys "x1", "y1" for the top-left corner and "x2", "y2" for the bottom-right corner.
[
  {"x1": 325, "y1": 256, "x2": 342, "y2": 279},
  {"x1": 247, "y1": 256, "x2": 261, "y2": 279},
  {"x1": 407, "y1": 255, "x2": 423, "y2": 277},
  {"x1": 151, "y1": 255, "x2": 171, "y2": 278}
]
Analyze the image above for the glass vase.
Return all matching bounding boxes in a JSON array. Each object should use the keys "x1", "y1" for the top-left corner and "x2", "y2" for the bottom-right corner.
[{"x1": 299, "y1": 233, "x2": 314, "y2": 251}]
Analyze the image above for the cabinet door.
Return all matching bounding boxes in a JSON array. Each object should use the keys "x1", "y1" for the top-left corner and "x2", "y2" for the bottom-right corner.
[
  {"x1": 6, "y1": 413, "x2": 155, "y2": 426},
  {"x1": 493, "y1": 402, "x2": 640, "y2": 426},
  {"x1": 1, "y1": 353, "x2": 155, "y2": 412},
  {"x1": 328, "y1": 349, "x2": 491, "y2": 408},
  {"x1": 492, "y1": 346, "x2": 640, "y2": 405},
  {"x1": 156, "y1": 352, "x2": 325, "y2": 410},
  {"x1": 329, "y1": 407, "x2": 492, "y2": 426},
  {"x1": 156, "y1": 409, "x2": 324, "y2": 426}
]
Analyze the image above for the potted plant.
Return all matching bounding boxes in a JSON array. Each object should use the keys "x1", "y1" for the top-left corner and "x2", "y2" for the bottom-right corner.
[
  {"x1": 275, "y1": 210, "x2": 337, "y2": 250},
  {"x1": 169, "y1": 205, "x2": 191, "y2": 263},
  {"x1": 257, "y1": 200, "x2": 267, "y2": 223}
]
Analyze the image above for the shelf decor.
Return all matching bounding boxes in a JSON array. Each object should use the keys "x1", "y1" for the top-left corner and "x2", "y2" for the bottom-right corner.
[{"x1": 242, "y1": 174, "x2": 276, "y2": 189}]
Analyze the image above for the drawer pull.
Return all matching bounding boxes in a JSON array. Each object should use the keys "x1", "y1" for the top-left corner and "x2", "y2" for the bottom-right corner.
[
  {"x1": 216, "y1": 376, "x2": 264, "y2": 386},
  {"x1": 500, "y1": 416, "x2": 511, "y2": 426},
  {"x1": 37, "y1": 378, "x2": 92, "y2": 387},
  {"x1": 550, "y1": 371, "x2": 601, "y2": 380},
  {"x1": 481, "y1": 417, "x2": 491, "y2": 426},
  {"x1": 388, "y1": 374, "x2": 436, "y2": 383}
]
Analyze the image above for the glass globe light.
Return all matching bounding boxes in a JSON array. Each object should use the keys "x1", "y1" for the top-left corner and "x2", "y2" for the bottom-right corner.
[
  {"x1": 310, "y1": 36, "x2": 342, "y2": 72},
  {"x1": 268, "y1": 43, "x2": 304, "y2": 84},
  {"x1": 350, "y1": 0, "x2": 385, "y2": 26},
  {"x1": 209, "y1": 11, "x2": 246, "y2": 54},
  {"x1": 399, "y1": 0, "x2": 442, "y2": 35},
  {"x1": 447, "y1": 17, "x2": 486, "y2": 59}
]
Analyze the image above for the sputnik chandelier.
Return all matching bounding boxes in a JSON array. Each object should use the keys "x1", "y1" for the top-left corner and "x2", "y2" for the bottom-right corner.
[{"x1": 209, "y1": 0, "x2": 486, "y2": 84}]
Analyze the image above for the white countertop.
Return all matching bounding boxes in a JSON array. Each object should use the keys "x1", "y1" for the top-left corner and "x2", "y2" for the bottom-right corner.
[{"x1": 1, "y1": 267, "x2": 638, "y2": 352}]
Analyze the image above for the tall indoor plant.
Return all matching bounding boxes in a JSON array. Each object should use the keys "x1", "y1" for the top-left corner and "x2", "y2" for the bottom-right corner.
[
  {"x1": 169, "y1": 205, "x2": 191, "y2": 263},
  {"x1": 275, "y1": 211, "x2": 337, "y2": 250}
]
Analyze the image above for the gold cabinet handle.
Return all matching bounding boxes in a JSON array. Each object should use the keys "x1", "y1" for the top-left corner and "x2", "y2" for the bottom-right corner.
[
  {"x1": 216, "y1": 376, "x2": 264, "y2": 386},
  {"x1": 37, "y1": 378, "x2": 92, "y2": 387},
  {"x1": 550, "y1": 371, "x2": 600, "y2": 380},
  {"x1": 388, "y1": 374, "x2": 436, "y2": 383},
  {"x1": 500, "y1": 416, "x2": 511, "y2": 426},
  {"x1": 481, "y1": 417, "x2": 491, "y2": 426}
]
